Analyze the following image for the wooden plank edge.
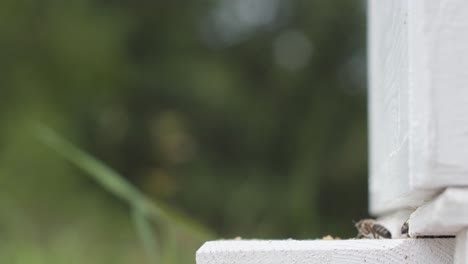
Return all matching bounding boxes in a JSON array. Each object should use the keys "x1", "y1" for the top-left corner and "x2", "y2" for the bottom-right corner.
[
  {"x1": 196, "y1": 239, "x2": 454, "y2": 264},
  {"x1": 409, "y1": 187, "x2": 468, "y2": 237}
]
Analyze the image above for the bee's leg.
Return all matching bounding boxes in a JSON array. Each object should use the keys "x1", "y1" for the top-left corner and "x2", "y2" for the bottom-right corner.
[{"x1": 372, "y1": 232, "x2": 377, "y2": 239}]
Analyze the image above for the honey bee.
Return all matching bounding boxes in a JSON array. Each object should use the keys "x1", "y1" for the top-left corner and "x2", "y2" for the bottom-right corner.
[
  {"x1": 354, "y1": 219, "x2": 392, "y2": 239},
  {"x1": 401, "y1": 219, "x2": 409, "y2": 237},
  {"x1": 400, "y1": 219, "x2": 454, "y2": 238}
]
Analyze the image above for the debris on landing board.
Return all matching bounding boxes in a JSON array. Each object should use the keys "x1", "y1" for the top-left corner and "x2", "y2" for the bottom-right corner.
[{"x1": 322, "y1": 235, "x2": 341, "y2": 240}]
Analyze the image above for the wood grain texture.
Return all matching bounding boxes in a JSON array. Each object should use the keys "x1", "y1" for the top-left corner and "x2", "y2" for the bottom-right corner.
[
  {"x1": 408, "y1": 0, "x2": 468, "y2": 189},
  {"x1": 369, "y1": 0, "x2": 468, "y2": 214},
  {"x1": 368, "y1": 0, "x2": 423, "y2": 215},
  {"x1": 409, "y1": 188, "x2": 468, "y2": 237},
  {"x1": 196, "y1": 239, "x2": 454, "y2": 264}
]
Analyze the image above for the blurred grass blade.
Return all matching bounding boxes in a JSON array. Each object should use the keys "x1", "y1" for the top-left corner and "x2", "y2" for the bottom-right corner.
[
  {"x1": 35, "y1": 124, "x2": 146, "y2": 206},
  {"x1": 132, "y1": 205, "x2": 160, "y2": 263},
  {"x1": 162, "y1": 225, "x2": 177, "y2": 264},
  {"x1": 35, "y1": 124, "x2": 215, "y2": 240}
]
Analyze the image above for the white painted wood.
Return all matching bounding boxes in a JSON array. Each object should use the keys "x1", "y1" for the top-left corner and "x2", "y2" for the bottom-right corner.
[
  {"x1": 408, "y1": 188, "x2": 468, "y2": 264},
  {"x1": 409, "y1": 188, "x2": 468, "y2": 237},
  {"x1": 454, "y1": 229, "x2": 468, "y2": 264},
  {"x1": 369, "y1": 0, "x2": 468, "y2": 215},
  {"x1": 196, "y1": 239, "x2": 455, "y2": 264},
  {"x1": 408, "y1": 0, "x2": 468, "y2": 189},
  {"x1": 368, "y1": 0, "x2": 413, "y2": 215}
]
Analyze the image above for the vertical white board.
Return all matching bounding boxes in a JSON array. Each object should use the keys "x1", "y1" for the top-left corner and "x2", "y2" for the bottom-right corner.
[
  {"x1": 369, "y1": 0, "x2": 468, "y2": 214},
  {"x1": 368, "y1": 0, "x2": 413, "y2": 215},
  {"x1": 408, "y1": 0, "x2": 468, "y2": 189}
]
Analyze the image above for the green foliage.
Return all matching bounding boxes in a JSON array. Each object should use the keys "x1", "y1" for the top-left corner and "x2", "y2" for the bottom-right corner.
[
  {"x1": 36, "y1": 124, "x2": 214, "y2": 262},
  {"x1": 132, "y1": 205, "x2": 160, "y2": 263},
  {"x1": 0, "y1": 0, "x2": 368, "y2": 263}
]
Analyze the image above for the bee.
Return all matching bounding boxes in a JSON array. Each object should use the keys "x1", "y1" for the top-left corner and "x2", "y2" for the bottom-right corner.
[
  {"x1": 401, "y1": 219, "x2": 454, "y2": 238},
  {"x1": 354, "y1": 219, "x2": 392, "y2": 239},
  {"x1": 401, "y1": 219, "x2": 409, "y2": 237}
]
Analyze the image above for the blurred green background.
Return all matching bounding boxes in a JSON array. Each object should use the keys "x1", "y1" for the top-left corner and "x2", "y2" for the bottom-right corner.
[{"x1": 0, "y1": 0, "x2": 368, "y2": 263}]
